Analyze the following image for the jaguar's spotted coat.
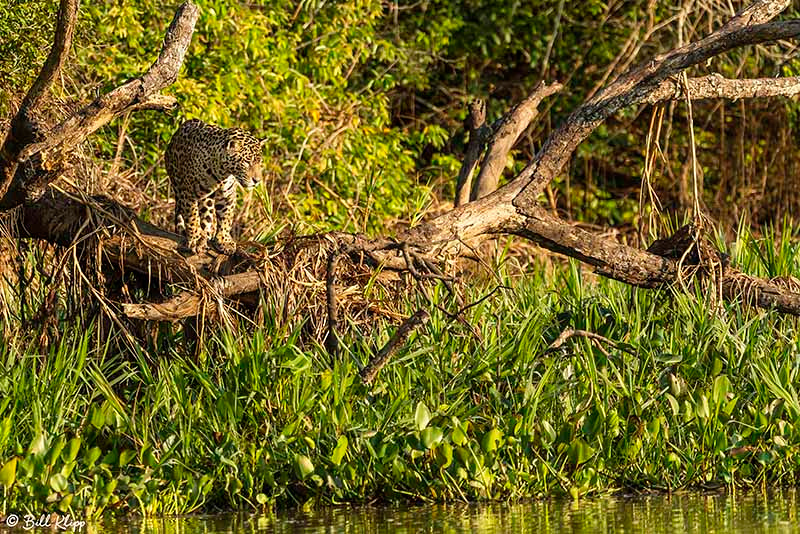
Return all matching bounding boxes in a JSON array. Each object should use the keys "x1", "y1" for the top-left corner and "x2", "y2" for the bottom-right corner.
[{"x1": 165, "y1": 119, "x2": 263, "y2": 255}]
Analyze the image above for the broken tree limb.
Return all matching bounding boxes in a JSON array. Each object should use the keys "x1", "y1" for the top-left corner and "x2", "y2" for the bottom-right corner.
[
  {"x1": 122, "y1": 271, "x2": 264, "y2": 321},
  {"x1": 471, "y1": 82, "x2": 562, "y2": 201},
  {"x1": 454, "y1": 100, "x2": 490, "y2": 207},
  {"x1": 360, "y1": 310, "x2": 430, "y2": 385},
  {"x1": 0, "y1": 1, "x2": 199, "y2": 210}
]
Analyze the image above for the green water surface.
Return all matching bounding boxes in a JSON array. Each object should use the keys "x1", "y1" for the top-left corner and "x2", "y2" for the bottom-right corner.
[{"x1": 72, "y1": 490, "x2": 800, "y2": 533}]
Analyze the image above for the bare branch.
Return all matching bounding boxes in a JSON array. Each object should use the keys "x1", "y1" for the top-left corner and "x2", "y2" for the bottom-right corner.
[
  {"x1": 0, "y1": 1, "x2": 200, "y2": 210},
  {"x1": 360, "y1": 310, "x2": 430, "y2": 385},
  {"x1": 646, "y1": 73, "x2": 800, "y2": 103},
  {"x1": 512, "y1": 17, "x2": 800, "y2": 210},
  {"x1": 122, "y1": 272, "x2": 263, "y2": 321},
  {"x1": 19, "y1": 0, "x2": 79, "y2": 113},
  {"x1": 454, "y1": 100, "x2": 489, "y2": 207},
  {"x1": 471, "y1": 82, "x2": 562, "y2": 201},
  {"x1": 19, "y1": 1, "x2": 198, "y2": 164}
]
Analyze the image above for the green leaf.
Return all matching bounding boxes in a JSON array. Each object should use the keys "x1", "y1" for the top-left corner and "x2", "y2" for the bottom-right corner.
[
  {"x1": 119, "y1": 450, "x2": 137, "y2": 467},
  {"x1": 713, "y1": 375, "x2": 731, "y2": 406},
  {"x1": 330, "y1": 436, "x2": 348, "y2": 466},
  {"x1": 540, "y1": 420, "x2": 556, "y2": 445},
  {"x1": 436, "y1": 442, "x2": 453, "y2": 469},
  {"x1": 29, "y1": 433, "x2": 47, "y2": 456},
  {"x1": 452, "y1": 422, "x2": 468, "y2": 446},
  {"x1": 655, "y1": 353, "x2": 682, "y2": 364},
  {"x1": 481, "y1": 428, "x2": 504, "y2": 454},
  {"x1": 58, "y1": 494, "x2": 73, "y2": 512},
  {"x1": 568, "y1": 438, "x2": 595, "y2": 465},
  {"x1": 84, "y1": 447, "x2": 102, "y2": 467},
  {"x1": 46, "y1": 437, "x2": 66, "y2": 467},
  {"x1": 0, "y1": 457, "x2": 17, "y2": 489},
  {"x1": 90, "y1": 405, "x2": 105, "y2": 429},
  {"x1": 414, "y1": 402, "x2": 431, "y2": 431},
  {"x1": 256, "y1": 493, "x2": 268, "y2": 505},
  {"x1": 49, "y1": 473, "x2": 68, "y2": 493},
  {"x1": 294, "y1": 454, "x2": 314, "y2": 479},
  {"x1": 665, "y1": 394, "x2": 680, "y2": 417},
  {"x1": 420, "y1": 427, "x2": 444, "y2": 449},
  {"x1": 62, "y1": 438, "x2": 81, "y2": 463}
]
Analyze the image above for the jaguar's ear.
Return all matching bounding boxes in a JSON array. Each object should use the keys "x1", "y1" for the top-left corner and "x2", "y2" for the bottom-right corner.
[{"x1": 226, "y1": 138, "x2": 243, "y2": 152}]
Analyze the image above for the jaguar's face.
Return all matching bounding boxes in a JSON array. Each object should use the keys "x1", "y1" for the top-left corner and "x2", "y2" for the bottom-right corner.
[
  {"x1": 226, "y1": 134, "x2": 263, "y2": 190},
  {"x1": 238, "y1": 157, "x2": 262, "y2": 190}
]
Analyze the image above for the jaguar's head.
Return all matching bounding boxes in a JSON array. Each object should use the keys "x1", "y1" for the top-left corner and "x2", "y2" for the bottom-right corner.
[{"x1": 225, "y1": 130, "x2": 264, "y2": 190}]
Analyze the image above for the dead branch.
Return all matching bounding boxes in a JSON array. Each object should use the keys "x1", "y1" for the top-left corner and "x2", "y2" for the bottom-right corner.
[
  {"x1": 454, "y1": 100, "x2": 489, "y2": 207},
  {"x1": 0, "y1": 0, "x2": 79, "y2": 198},
  {"x1": 122, "y1": 272, "x2": 264, "y2": 321},
  {"x1": 646, "y1": 73, "x2": 800, "y2": 104},
  {"x1": 548, "y1": 327, "x2": 616, "y2": 357},
  {"x1": 513, "y1": 12, "x2": 800, "y2": 209},
  {"x1": 0, "y1": 1, "x2": 199, "y2": 210},
  {"x1": 360, "y1": 310, "x2": 430, "y2": 385},
  {"x1": 471, "y1": 82, "x2": 562, "y2": 201}
]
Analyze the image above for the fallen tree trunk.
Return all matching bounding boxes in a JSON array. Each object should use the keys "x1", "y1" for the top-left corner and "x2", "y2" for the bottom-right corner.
[{"x1": 4, "y1": 0, "x2": 800, "y2": 330}]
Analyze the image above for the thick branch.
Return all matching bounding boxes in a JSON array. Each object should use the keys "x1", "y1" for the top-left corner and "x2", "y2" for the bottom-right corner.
[
  {"x1": 122, "y1": 272, "x2": 263, "y2": 321},
  {"x1": 507, "y1": 207, "x2": 679, "y2": 287},
  {"x1": 0, "y1": 0, "x2": 80, "y2": 199},
  {"x1": 0, "y1": 1, "x2": 199, "y2": 210},
  {"x1": 19, "y1": 0, "x2": 80, "y2": 113},
  {"x1": 646, "y1": 73, "x2": 800, "y2": 103},
  {"x1": 471, "y1": 82, "x2": 562, "y2": 201},
  {"x1": 454, "y1": 100, "x2": 489, "y2": 207}
]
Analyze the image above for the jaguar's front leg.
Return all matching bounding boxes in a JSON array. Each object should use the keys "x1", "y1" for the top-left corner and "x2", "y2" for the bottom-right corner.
[
  {"x1": 199, "y1": 194, "x2": 217, "y2": 242},
  {"x1": 211, "y1": 177, "x2": 237, "y2": 255},
  {"x1": 184, "y1": 197, "x2": 207, "y2": 254}
]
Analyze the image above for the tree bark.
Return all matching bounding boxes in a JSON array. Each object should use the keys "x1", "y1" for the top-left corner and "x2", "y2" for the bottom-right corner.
[
  {"x1": 471, "y1": 82, "x2": 562, "y2": 201},
  {"x1": 454, "y1": 100, "x2": 489, "y2": 207}
]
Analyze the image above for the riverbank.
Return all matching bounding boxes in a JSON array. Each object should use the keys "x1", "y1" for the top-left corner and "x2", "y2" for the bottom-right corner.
[{"x1": 2, "y1": 226, "x2": 800, "y2": 516}]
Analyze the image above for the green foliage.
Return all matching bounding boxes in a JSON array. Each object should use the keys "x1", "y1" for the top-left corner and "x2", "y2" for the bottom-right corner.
[{"x1": 4, "y1": 223, "x2": 800, "y2": 513}]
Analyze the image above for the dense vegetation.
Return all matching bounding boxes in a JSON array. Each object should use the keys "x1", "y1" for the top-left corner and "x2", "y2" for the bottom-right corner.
[
  {"x1": 3, "y1": 0, "x2": 800, "y2": 516},
  {"x1": 4, "y1": 226, "x2": 800, "y2": 515}
]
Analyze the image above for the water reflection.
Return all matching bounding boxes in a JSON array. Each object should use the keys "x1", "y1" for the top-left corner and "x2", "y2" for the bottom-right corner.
[{"x1": 87, "y1": 490, "x2": 800, "y2": 533}]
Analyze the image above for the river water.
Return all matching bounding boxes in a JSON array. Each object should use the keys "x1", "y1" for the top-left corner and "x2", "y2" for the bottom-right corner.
[{"x1": 78, "y1": 489, "x2": 800, "y2": 533}]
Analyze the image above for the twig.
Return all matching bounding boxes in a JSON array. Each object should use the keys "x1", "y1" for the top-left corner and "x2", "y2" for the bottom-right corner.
[
  {"x1": 548, "y1": 327, "x2": 623, "y2": 358},
  {"x1": 360, "y1": 310, "x2": 430, "y2": 385}
]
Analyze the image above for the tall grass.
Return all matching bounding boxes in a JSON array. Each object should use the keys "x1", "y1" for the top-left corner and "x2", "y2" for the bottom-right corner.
[{"x1": 2, "y1": 223, "x2": 800, "y2": 516}]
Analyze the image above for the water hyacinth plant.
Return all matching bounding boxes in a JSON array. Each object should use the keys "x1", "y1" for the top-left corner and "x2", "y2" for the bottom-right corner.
[{"x1": 2, "y1": 223, "x2": 800, "y2": 515}]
